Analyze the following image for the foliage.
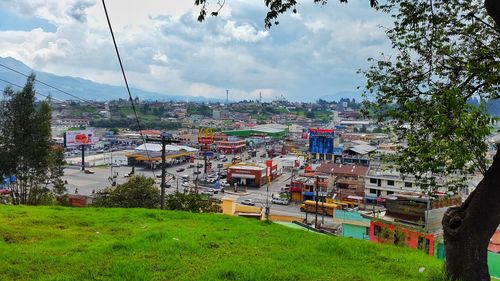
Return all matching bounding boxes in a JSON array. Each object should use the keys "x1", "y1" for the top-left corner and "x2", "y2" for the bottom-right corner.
[
  {"x1": 0, "y1": 205, "x2": 443, "y2": 281},
  {"x1": 164, "y1": 191, "x2": 221, "y2": 213},
  {"x1": 93, "y1": 175, "x2": 160, "y2": 208},
  {"x1": 0, "y1": 75, "x2": 64, "y2": 205},
  {"x1": 195, "y1": 0, "x2": 378, "y2": 28},
  {"x1": 187, "y1": 104, "x2": 212, "y2": 117},
  {"x1": 362, "y1": 0, "x2": 500, "y2": 191}
]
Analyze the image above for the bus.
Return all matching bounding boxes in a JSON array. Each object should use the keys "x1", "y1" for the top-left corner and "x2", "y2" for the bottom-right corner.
[{"x1": 300, "y1": 200, "x2": 342, "y2": 216}]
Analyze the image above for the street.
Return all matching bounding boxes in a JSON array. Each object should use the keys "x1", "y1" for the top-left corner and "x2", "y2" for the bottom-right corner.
[{"x1": 62, "y1": 147, "x2": 307, "y2": 219}]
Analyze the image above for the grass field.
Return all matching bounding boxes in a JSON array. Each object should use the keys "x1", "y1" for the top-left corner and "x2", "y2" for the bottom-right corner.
[{"x1": 0, "y1": 206, "x2": 444, "y2": 281}]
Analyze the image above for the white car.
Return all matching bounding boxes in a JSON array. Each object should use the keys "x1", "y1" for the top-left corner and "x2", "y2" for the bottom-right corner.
[
  {"x1": 181, "y1": 181, "x2": 191, "y2": 187},
  {"x1": 200, "y1": 189, "x2": 214, "y2": 196},
  {"x1": 241, "y1": 199, "x2": 255, "y2": 206},
  {"x1": 220, "y1": 180, "x2": 230, "y2": 187},
  {"x1": 271, "y1": 197, "x2": 289, "y2": 205}
]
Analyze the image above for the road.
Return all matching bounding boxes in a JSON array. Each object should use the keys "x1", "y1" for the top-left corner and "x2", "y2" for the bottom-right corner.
[{"x1": 62, "y1": 147, "x2": 306, "y2": 218}]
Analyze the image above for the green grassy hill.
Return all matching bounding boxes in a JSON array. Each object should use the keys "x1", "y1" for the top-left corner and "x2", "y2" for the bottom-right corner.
[{"x1": 0, "y1": 206, "x2": 443, "y2": 281}]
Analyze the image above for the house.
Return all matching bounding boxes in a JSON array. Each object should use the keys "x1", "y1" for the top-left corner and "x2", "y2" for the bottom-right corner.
[{"x1": 316, "y1": 163, "x2": 368, "y2": 200}]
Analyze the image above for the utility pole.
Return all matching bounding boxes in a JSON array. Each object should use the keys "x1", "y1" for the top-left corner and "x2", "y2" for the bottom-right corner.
[
  {"x1": 265, "y1": 174, "x2": 271, "y2": 219},
  {"x1": 315, "y1": 175, "x2": 319, "y2": 229},
  {"x1": 145, "y1": 133, "x2": 180, "y2": 209},
  {"x1": 81, "y1": 145, "x2": 85, "y2": 171}
]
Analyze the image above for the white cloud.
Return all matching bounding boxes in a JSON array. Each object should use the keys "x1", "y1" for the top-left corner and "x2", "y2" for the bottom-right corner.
[
  {"x1": 222, "y1": 20, "x2": 268, "y2": 42},
  {"x1": 0, "y1": 0, "x2": 393, "y2": 101}
]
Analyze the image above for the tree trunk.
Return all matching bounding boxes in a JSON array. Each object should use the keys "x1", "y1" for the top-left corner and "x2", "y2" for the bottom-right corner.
[
  {"x1": 485, "y1": 0, "x2": 500, "y2": 27},
  {"x1": 442, "y1": 148, "x2": 500, "y2": 281}
]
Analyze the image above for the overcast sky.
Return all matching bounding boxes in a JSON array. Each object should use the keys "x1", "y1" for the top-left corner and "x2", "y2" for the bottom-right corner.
[{"x1": 0, "y1": 0, "x2": 392, "y2": 102}]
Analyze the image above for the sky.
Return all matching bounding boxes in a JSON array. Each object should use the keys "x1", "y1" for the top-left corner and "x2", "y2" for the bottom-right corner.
[{"x1": 0, "y1": 0, "x2": 392, "y2": 102}]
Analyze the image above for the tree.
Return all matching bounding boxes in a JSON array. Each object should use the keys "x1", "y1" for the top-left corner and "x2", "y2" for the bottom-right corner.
[
  {"x1": 0, "y1": 75, "x2": 63, "y2": 205},
  {"x1": 193, "y1": 1, "x2": 500, "y2": 280},
  {"x1": 93, "y1": 175, "x2": 160, "y2": 208},
  {"x1": 361, "y1": 1, "x2": 500, "y2": 280},
  {"x1": 164, "y1": 192, "x2": 221, "y2": 213}
]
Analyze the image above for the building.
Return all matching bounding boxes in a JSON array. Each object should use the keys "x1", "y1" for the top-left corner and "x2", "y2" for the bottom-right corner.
[
  {"x1": 126, "y1": 143, "x2": 198, "y2": 168},
  {"x1": 223, "y1": 124, "x2": 288, "y2": 139},
  {"x1": 227, "y1": 164, "x2": 267, "y2": 188},
  {"x1": 290, "y1": 174, "x2": 329, "y2": 202},
  {"x1": 365, "y1": 195, "x2": 461, "y2": 257},
  {"x1": 216, "y1": 136, "x2": 246, "y2": 154},
  {"x1": 316, "y1": 163, "x2": 368, "y2": 200},
  {"x1": 333, "y1": 210, "x2": 371, "y2": 240},
  {"x1": 364, "y1": 164, "x2": 421, "y2": 202}
]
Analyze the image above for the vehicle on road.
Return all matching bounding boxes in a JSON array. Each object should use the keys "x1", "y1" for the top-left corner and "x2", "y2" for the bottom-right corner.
[
  {"x1": 271, "y1": 197, "x2": 289, "y2": 205},
  {"x1": 241, "y1": 199, "x2": 255, "y2": 206},
  {"x1": 200, "y1": 190, "x2": 214, "y2": 196},
  {"x1": 221, "y1": 158, "x2": 228, "y2": 162},
  {"x1": 188, "y1": 164, "x2": 195, "y2": 168},
  {"x1": 176, "y1": 168, "x2": 185, "y2": 172},
  {"x1": 300, "y1": 200, "x2": 342, "y2": 216},
  {"x1": 181, "y1": 181, "x2": 191, "y2": 187},
  {"x1": 84, "y1": 169, "x2": 95, "y2": 174},
  {"x1": 112, "y1": 163, "x2": 120, "y2": 167},
  {"x1": 193, "y1": 171, "x2": 201, "y2": 175},
  {"x1": 220, "y1": 180, "x2": 230, "y2": 187},
  {"x1": 196, "y1": 163, "x2": 203, "y2": 168}
]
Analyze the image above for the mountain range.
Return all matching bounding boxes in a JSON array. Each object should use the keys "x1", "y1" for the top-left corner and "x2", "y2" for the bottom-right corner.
[{"x1": 0, "y1": 56, "x2": 225, "y2": 103}]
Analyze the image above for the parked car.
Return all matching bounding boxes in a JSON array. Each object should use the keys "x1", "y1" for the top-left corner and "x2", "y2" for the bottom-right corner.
[
  {"x1": 241, "y1": 199, "x2": 255, "y2": 206},
  {"x1": 176, "y1": 168, "x2": 185, "y2": 172},
  {"x1": 200, "y1": 190, "x2": 214, "y2": 196},
  {"x1": 271, "y1": 197, "x2": 289, "y2": 205},
  {"x1": 112, "y1": 163, "x2": 120, "y2": 167},
  {"x1": 188, "y1": 164, "x2": 195, "y2": 168},
  {"x1": 193, "y1": 171, "x2": 201, "y2": 175},
  {"x1": 196, "y1": 163, "x2": 203, "y2": 168},
  {"x1": 181, "y1": 181, "x2": 191, "y2": 187},
  {"x1": 220, "y1": 180, "x2": 230, "y2": 187},
  {"x1": 84, "y1": 169, "x2": 95, "y2": 174},
  {"x1": 221, "y1": 158, "x2": 228, "y2": 162}
]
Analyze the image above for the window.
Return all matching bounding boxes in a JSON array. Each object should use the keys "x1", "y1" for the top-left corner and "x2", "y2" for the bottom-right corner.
[
  {"x1": 387, "y1": 180, "x2": 395, "y2": 186},
  {"x1": 387, "y1": 191, "x2": 394, "y2": 195},
  {"x1": 405, "y1": 182, "x2": 412, "y2": 188},
  {"x1": 370, "y1": 178, "x2": 377, "y2": 184},
  {"x1": 369, "y1": 189, "x2": 377, "y2": 194}
]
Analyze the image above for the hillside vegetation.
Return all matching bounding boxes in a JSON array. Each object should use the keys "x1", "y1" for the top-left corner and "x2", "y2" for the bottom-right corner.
[{"x1": 0, "y1": 206, "x2": 443, "y2": 281}]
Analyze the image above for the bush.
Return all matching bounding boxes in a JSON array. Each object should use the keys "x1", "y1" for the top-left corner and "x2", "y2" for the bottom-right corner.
[
  {"x1": 165, "y1": 192, "x2": 221, "y2": 213},
  {"x1": 93, "y1": 175, "x2": 160, "y2": 208}
]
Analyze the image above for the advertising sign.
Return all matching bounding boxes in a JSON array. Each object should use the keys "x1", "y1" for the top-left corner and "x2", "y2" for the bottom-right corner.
[
  {"x1": 309, "y1": 128, "x2": 335, "y2": 154},
  {"x1": 198, "y1": 128, "x2": 214, "y2": 145},
  {"x1": 65, "y1": 130, "x2": 95, "y2": 147}
]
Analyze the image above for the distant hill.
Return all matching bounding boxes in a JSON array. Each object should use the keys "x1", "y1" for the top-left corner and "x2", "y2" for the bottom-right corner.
[
  {"x1": 0, "y1": 56, "x2": 225, "y2": 103},
  {"x1": 318, "y1": 91, "x2": 365, "y2": 103}
]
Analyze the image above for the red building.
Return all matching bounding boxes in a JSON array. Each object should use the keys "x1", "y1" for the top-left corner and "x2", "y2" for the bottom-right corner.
[
  {"x1": 227, "y1": 164, "x2": 266, "y2": 188},
  {"x1": 216, "y1": 136, "x2": 246, "y2": 154},
  {"x1": 369, "y1": 220, "x2": 436, "y2": 256}
]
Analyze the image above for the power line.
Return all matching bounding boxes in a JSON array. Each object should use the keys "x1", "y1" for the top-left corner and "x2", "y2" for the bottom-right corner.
[
  {"x1": 0, "y1": 77, "x2": 65, "y2": 102},
  {"x1": 101, "y1": 0, "x2": 157, "y2": 180},
  {"x1": 0, "y1": 62, "x2": 94, "y2": 104}
]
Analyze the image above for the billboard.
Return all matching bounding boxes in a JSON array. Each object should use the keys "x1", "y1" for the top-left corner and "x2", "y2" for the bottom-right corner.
[
  {"x1": 309, "y1": 128, "x2": 334, "y2": 154},
  {"x1": 65, "y1": 130, "x2": 95, "y2": 147}
]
